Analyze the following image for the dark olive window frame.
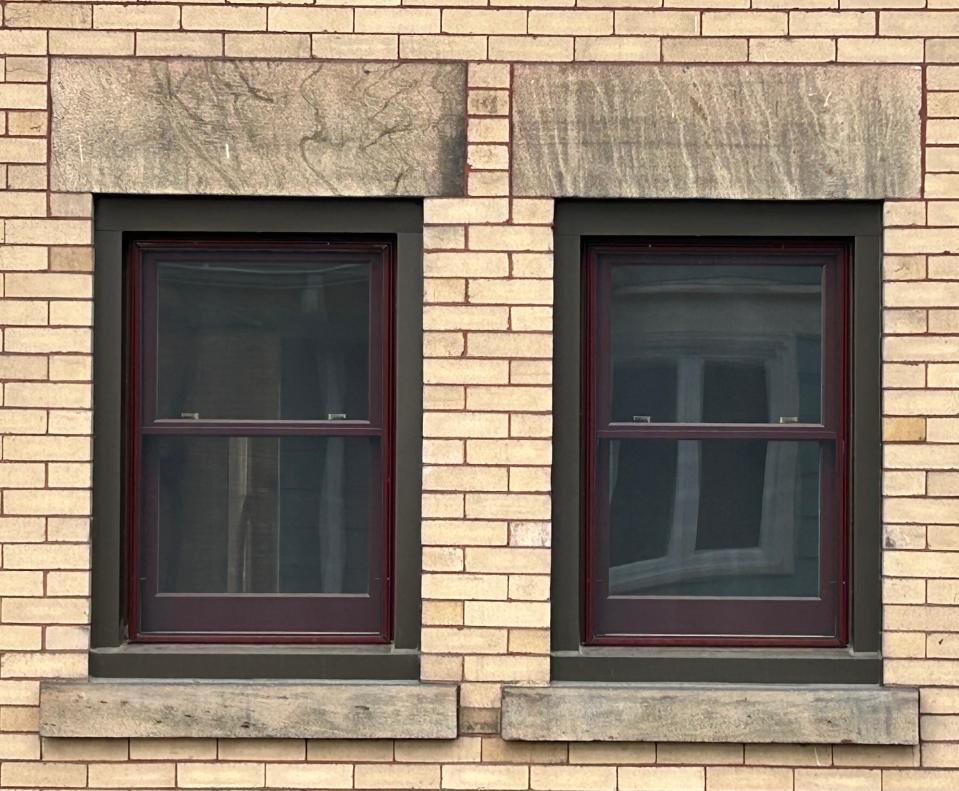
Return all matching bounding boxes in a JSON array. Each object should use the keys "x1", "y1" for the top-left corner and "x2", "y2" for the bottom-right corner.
[
  {"x1": 93, "y1": 197, "x2": 423, "y2": 679},
  {"x1": 553, "y1": 201, "x2": 882, "y2": 684}
]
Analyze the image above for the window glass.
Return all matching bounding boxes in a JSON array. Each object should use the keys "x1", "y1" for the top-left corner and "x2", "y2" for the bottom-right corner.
[
  {"x1": 607, "y1": 256, "x2": 824, "y2": 424},
  {"x1": 155, "y1": 256, "x2": 371, "y2": 422}
]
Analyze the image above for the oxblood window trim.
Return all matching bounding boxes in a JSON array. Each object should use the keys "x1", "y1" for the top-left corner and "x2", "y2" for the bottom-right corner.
[
  {"x1": 127, "y1": 239, "x2": 394, "y2": 643},
  {"x1": 583, "y1": 240, "x2": 849, "y2": 648}
]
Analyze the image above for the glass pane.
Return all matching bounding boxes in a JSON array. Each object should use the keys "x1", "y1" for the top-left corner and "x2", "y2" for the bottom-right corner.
[
  {"x1": 604, "y1": 438, "x2": 822, "y2": 598},
  {"x1": 145, "y1": 435, "x2": 375, "y2": 595},
  {"x1": 606, "y1": 253, "x2": 824, "y2": 424},
  {"x1": 155, "y1": 253, "x2": 372, "y2": 421}
]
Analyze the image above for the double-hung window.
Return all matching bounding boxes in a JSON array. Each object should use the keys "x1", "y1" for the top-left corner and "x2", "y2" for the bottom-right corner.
[
  {"x1": 92, "y1": 197, "x2": 422, "y2": 678},
  {"x1": 552, "y1": 202, "x2": 881, "y2": 682},
  {"x1": 129, "y1": 240, "x2": 392, "y2": 641},
  {"x1": 585, "y1": 240, "x2": 847, "y2": 646}
]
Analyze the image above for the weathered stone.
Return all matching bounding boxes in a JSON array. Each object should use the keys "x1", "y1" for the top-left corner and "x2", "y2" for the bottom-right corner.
[
  {"x1": 512, "y1": 65, "x2": 921, "y2": 200},
  {"x1": 40, "y1": 681, "x2": 458, "y2": 739},
  {"x1": 51, "y1": 59, "x2": 466, "y2": 196},
  {"x1": 501, "y1": 685, "x2": 918, "y2": 744}
]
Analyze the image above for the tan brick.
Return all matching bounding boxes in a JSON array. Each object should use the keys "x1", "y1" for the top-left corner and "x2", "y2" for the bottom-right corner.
[
  {"x1": 421, "y1": 627, "x2": 508, "y2": 654},
  {"x1": 884, "y1": 417, "x2": 926, "y2": 441},
  {"x1": 425, "y1": 305, "x2": 509, "y2": 331},
  {"x1": 443, "y1": 765, "x2": 528, "y2": 789},
  {"x1": 304, "y1": 741, "x2": 392, "y2": 763},
  {"x1": 423, "y1": 494, "x2": 465, "y2": 518},
  {"x1": 468, "y1": 144, "x2": 510, "y2": 170},
  {"x1": 94, "y1": 4, "x2": 179, "y2": 29},
  {"x1": 469, "y1": 117, "x2": 510, "y2": 143},
  {"x1": 469, "y1": 280, "x2": 552, "y2": 305},
  {"x1": 225, "y1": 32, "x2": 310, "y2": 57},
  {"x1": 6, "y1": 328, "x2": 89, "y2": 353},
  {"x1": 837, "y1": 37, "x2": 922, "y2": 61},
  {"x1": 49, "y1": 27, "x2": 132, "y2": 53},
  {"x1": 136, "y1": 31, "x2": 223, "y2": 55},
  {"x1": 574, "y1": 36, "x2": 661, "y2": 60},
  {"x1": 529, "y1": 10, "x2": 612, "y2": 33},
  {"x1": 424, "y1": 385, "x2": 466, "y2": 410},
  {"x1": 468, "y1": 63, "x2": 511, "y2": 88},
  {"x1": 42, "y1": 737, "x2": 126, "y2": 761},
  {"x1": 0, "y1": 355, "x2": 47, "y2": 380},
  {"x1": 468, "y1": 171, "x2": 510, "y2": 197},
  {"x1": 0, "y1": 30, "x2": 48, "y2": 55},
  {"x1": 464, "y1": 600, "x2": 549, "y2": 627},
  {"x1": 356, "y1": 763, "x2": 439, "y2": 788},
  {"x1": 424, "y1": 465, "x2": 508, "y2": 491},
  {"x1": 178, "y1": 762, "x2": 265, "y2": 789},
  {"x1": 7, "y1": 164, "x2": 48, "y2": 188},
  {"x1": 425, "y1": 359, "x2": 509, "y2": 385},
  {"x1": 0, "y1": 627, "x2": 41, "y2": 651},
  {"x1": 0, "y1": 138, "x2": 47, "y2": 163},
  {"x1": 616, "y1": 9, "x2": 699, "y2": 32},
  {"x1": 87, "y1": 762, "x2": 175, "y2": 788},
  {"x1": 795, "y1": 769, "x2": 880, "y2": 790},
  {"x1": 1, "y1": 651, "x2": 86, "y2": 679},
  {"x1": 5, "y1": 3, "x2": 91, "y2": 29},
  {"x1": 531, "y1": 766, "x2": 616, "y2": 791},
  {"x1": 182, "y1": 6, "x2": 266, "y2": 31},
  {"x1": 750, "y1": 37, "x2": 835, "y2": 60},
  {"x1": 884, "y1": 770, "x2": 959, "y2": 790},
  {"x1": 881, "y1": 10, "x2": 959, "y2": 34},
  {"x1": 657, "y1": 744, "x2": 744, "y2": 764},
  {"x1": 708, "y1": 767, "x2": 792, "y2": 790},
  {"x1": 884, "y1": 470, "x2": 926, "y2": 496},
  {"x1": 356, "y1": 8, "x2": 437, "y2": 32},
  {"x1": 424, "y1": 332, "x2": 466, "y2": 358},
  {"x1": 0, "y1": 572, "x2": 43, "y2": 596},
  {"x1": 0, "y1": 733, "x2": 40, "y2": 760},
  {"x1": 49, "y1": 247, "x2": 93, "y2": 273},
  {"x1": 885, "y1": 632, "x2": 925, "y2": 658},
  {"x1": 422, "y1": 597, "x2": 464, "y2": 620},
  {"x1": 423, "y1": 573, "x2": 508, "y2": 600},
  {"x1": 425, "y1": 252, "x2": 509, "y2": 277},
  {"x1": 401, "y1": 35, "x2": 488, "y2": 60},
  {"x1": 0, "y1": 518, "x2": 45, "y2": 543},
  {"x1": 0, "y1": 85, "x2": 47, "y2": 112},
  {"x1": 509, "y1": 574, "x2": 550, "y2": 600},
  {"x1": 0, "y1": 246, "x2": 46, "y2": 271},
  {"x1": 468, "y1": 90, "x2": 510, "y2": 117},
  {"x1": 466, "y1": 385, "x2": 551, "y2": 411},
  {"x1": 884, "y1": 309, "x2": 926, "y2": 334},
  {"x1": 0, "y1": 463, "x2": 44, "y2": 489},
  {"x1": 425, "y1": 226, "x2": 467, "y2": 250},
  {"x1": 444, "y1": 9, "x2": 527, "y2": 33},
  {"x1": 396, "y1": 737, "x2": 481, "y2": 763},
  {"x1": 312, "y1": 33, "x2": 397, "y2": 58},
  {"x1": 1, "y1": 762, "x2": 86, "y2": 788},
  {"x1": 422, "y1": 520, "x2": 508, "y2": 546},
  {"x1": 703, "y1": 10, "x2": 787, "y2": 32},
  {"x1": 44, "y1": 625, "x2": 90, "y2": 650},
  {"x1": 791, "y1": 9, "x2": 875, "y2": 31},
  {"x1": 663, "y1": 37, "x2": 748, "y2": 61},
  {"x1": 481, "y1": 738, "x2": 566, "y2": 764},
  {"x1": 489, "y1": 36, "x2": 574, "y2": 61},
  {"x1": 426, "y1": 199, "x2": 510, "y2": 225},
  {"x1": 270, "y1": 7, "x2": 353, "y2": 31}
]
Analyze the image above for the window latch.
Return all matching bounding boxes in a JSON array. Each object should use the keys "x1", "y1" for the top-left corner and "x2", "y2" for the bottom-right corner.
[
  {"x1": 779, "y1": 416, "x2": 799, "y2": 424},
  {"x1": 180, "y1": 412, "x2": 200, "y2": 420},
  {"x1": 632, "y1": 415, "x2": 652, "y2": 423},
  {"x1": 327, "y1": 413, "x2": 347, "y2": 421}
]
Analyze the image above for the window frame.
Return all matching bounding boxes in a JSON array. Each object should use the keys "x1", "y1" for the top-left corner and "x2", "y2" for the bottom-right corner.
[
  {"x1": 585, "y1": 240, "x2": 849, "y2": 648},
  {"x1": 92, "y1": 197, "x2": 423, "y2": 679},
  {"x1": 128, "y1": 238, "x2": 394, "y2": 643},
  {"x1": 553, "y1": 201, "x2": 882, "y2": 684}
]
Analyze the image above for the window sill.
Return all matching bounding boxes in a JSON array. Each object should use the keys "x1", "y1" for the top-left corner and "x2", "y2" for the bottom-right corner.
[
  {"x1": 40, "y1": 679, "x2": 458, "y2": 739},
  {"x1": 501, "y1": 683, "x2": 918, "y2": 744}
]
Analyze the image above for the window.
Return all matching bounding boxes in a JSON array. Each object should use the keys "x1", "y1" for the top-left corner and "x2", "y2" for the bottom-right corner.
[
  {"x1": 585, "y1": 241, "x2": 846, "y2": 646},
  {"x1": 129, "y1": 240, "x2": 392, "y2": 641},
  {"x1": 92, "y1": 197, "x2": 422, "y2": 678},
  {"x1": 552, "y1": 202, "x2": 881, "y2": 683}
]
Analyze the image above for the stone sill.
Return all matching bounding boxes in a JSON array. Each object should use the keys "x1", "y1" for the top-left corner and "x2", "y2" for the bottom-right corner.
[
  {"x1": 501, "y1": 684, "x2": 918, "y2": 744},
  {"x1": 40, "y1": 680, "x2": 458, "y2": 739}
]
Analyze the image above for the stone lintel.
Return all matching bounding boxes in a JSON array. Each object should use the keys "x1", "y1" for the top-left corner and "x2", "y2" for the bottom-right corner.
[
  {"x1": 40, "y1": 681, "x2": 458, "y2": 739},
  {"x1": 501, "y1": 684, "x2": 918, "y2": 744}
]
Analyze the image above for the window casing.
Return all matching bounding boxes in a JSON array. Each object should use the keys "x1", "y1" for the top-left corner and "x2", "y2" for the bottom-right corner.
[
  {"x1": 92, "y1": 197, "x2": 422, "y2": 679},
  {"x1": 584, "y1": 241, "x2": 848, "y2": 647},
  {"x1": 552, "y1": 201, "x2": 881, "y2": 684},
  {"x1": 128, "y1": 240, "x2": 393, "y2": 642}
]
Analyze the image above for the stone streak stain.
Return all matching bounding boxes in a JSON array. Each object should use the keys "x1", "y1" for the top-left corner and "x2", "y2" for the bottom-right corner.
[
  {"x1": 513, "y1": 64, "x2": 922, "y2": 200},
  {"x1": 50, "y1": 59, "x2": 466, "y2": 197}
]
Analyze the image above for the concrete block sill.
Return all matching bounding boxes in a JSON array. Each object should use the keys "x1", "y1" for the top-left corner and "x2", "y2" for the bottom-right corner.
[
  {"x1": 501, "y1": 684, "x2": 918, "y2": 744},
  {"x1": 40, "y1": 681, "x2": 458, "y2": 739}
]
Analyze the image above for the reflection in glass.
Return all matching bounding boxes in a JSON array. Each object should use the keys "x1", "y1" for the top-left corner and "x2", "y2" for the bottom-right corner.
[
  {"x1": 148, "y1": 435, "x2": 373, "y2": 595},
  {"x1": 605, "y1": 439, "x2": 821, "y2": 597},
  {"x1": 156, "y1": 256, "x2": 371, "y2": 421},
  {"x1": 607, "y1": 258, "x2": 823, "y2": 424}
]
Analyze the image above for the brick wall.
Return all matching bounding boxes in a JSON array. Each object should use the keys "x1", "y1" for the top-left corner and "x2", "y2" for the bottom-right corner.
[{"x1": 0, "y1": 1, "x2": 957, "y2": 789}]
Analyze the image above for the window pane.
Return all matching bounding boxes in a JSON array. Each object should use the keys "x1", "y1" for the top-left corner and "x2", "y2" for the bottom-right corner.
[
  {"x1": 146, "y1": 435, "x2": 375, "y2": 595},
  {"x1": 606, "y1": 254, "x2": 823, "y2": 424},
  {"x1": 155, "y1": 254, "x2": 372, "y2": 421},
  {"x1": 604, "y1": 438, "x2": 822, "y2": 598}
]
